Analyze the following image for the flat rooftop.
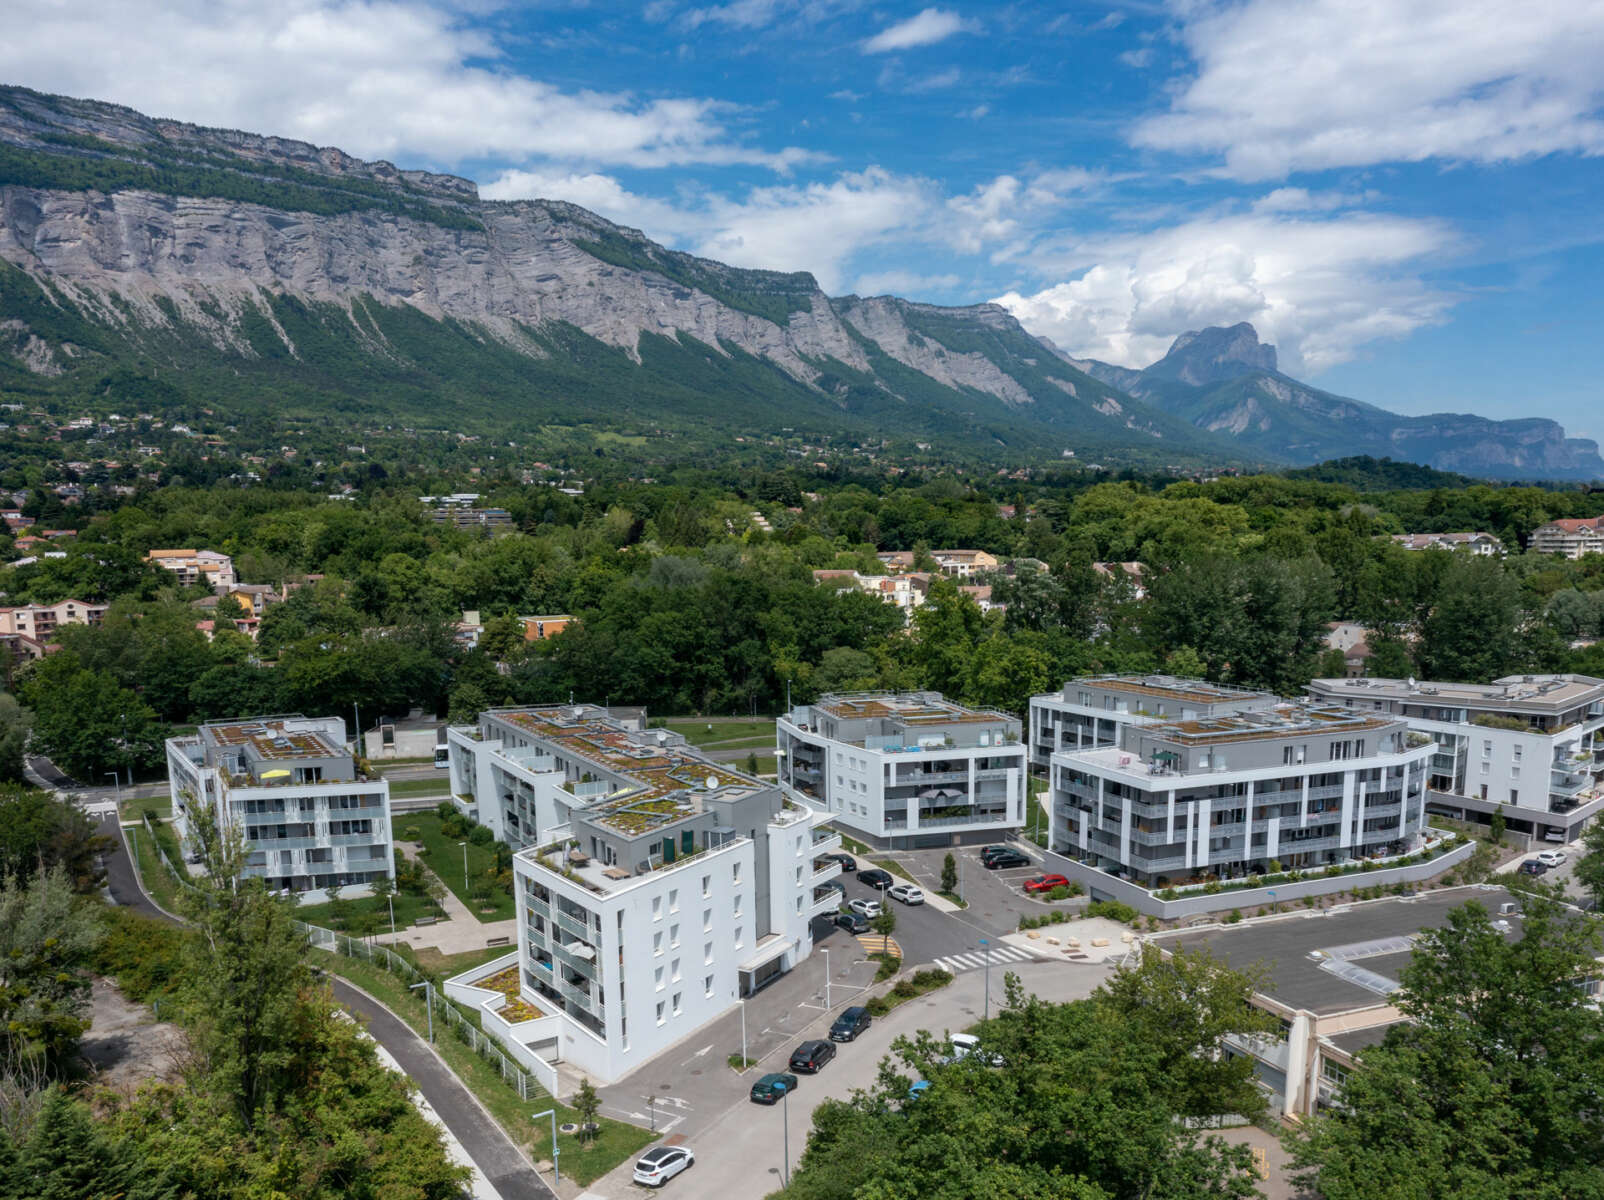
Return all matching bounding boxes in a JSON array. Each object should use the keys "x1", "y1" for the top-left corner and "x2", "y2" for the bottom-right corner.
[
  {"x1": 1142, "y1": 704, "x2": 1397, "y2": 747},
  {"x1": 1159, "y1": 886, "x2": 1519, "y2": 1015},
  {"x1": 490, "y1": 707, "x2": 765, "y2": 835},
  {"x1": 1312, "y1": 674, "x2": 1604, "y2": 711},
  {"x1": 1060, "y1": 675, "x2": 1275, "y2": 705},
  {"x1": 200, "y1": 718, "x2": 344, "y2": 760},
  {"x1": 812, "y1": 692, "x2": 1012, "y2": 726}
]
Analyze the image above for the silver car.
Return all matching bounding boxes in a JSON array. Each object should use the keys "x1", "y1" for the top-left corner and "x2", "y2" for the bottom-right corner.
[
  {"x1": 888, "y1": 883, "x2": 925, "y2": 905},
  {"x1": 848, "y1": 896, "x2": 882, "y2": 918},
  {"x1": 633, "y1": 1145, "x2": 695, "y2": 1187}
]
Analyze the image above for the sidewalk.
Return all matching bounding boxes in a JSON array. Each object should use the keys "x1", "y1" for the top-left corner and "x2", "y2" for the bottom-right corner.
[{"x1": 380, "y1": 846, "x2": 518, "y2": 956}]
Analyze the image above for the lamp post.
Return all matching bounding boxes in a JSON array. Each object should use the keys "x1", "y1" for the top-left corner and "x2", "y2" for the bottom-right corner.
[
  {"x1": 530, "y1": 1108, "x2": 561, "y2": 1186},
  {"x1": 822, "y1": 947, "x2": 831, "y2": 1010},
  {"x1": 105, "y1": 772, "x2": 121, "y2": 806},
  {"x1": 458, "y1": 841, "x2": 469, "y2": 892},
  {"x1": 740, "y1": 995, "x2": 747, "y2": 1067},
  {"x1": 408, "y1": 981, "x2": 434, "y2": 1043},
  {"x1": 775, "y1": 1079, "x2": 791, "y2": 1188},
  {"x1": 387, "y1": 893, "x2": 396, "y2": 940},
  {"x1": 980, "y1": 937, "x2": 991, "y2": 1023}
]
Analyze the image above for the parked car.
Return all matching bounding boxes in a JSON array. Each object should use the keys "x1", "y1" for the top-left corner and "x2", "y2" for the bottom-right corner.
[
  {"x1": 830, "y1": 1005, "x2": 873, "y2": 1042},
  {"x1": 983, "y1": 848, "x2": 1030, "y2": 869},
  {"x1": 1536, "y1": 849, "x2": 1568, "y2": 868},
  {"x1": 1023, "y1": 873, "x2": 1071, "y2": 894},
  {"x1": 888, "y1": 883, "x2": 925, "y2": 905},
  {"x1": 942, "y1": 1032, "x2": 1005, "y2": 1067},
  {"x1": 848, "y1": 897, "x2": 883, "y2": 919},
  {"x1": 820, "y1": 879, "x2": 846, "y2": 897},
  {"x1": 834, "y1": 910, "x2": 871, "y2": 934},
  {"x1": 827, "y1": 853, "x2": 857, "y2": 872},
  {"x1": 857, "y1": 868, "x2": 895, "y2": 890},
  {"x1": 789, "y1": 1039, "x2": 837, "y2": 1073},
  {"x1": 1519, "y1": 859, "x2": 1550, "y2": 876},
  {"x1": 979, "y1": 844, "x2": 1014, "y2": 861},
  {"x1": 750, "y1": 1072, "x2": 799, "y2": 1104},
  {"x1": 632, "y1": 1145, "x2": 695, "y2": 1187}
]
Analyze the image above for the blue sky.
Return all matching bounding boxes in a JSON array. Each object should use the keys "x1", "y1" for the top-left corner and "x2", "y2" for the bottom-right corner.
[{"x1": 6, "y1": 0, "x2": 1604, "y2": 437}]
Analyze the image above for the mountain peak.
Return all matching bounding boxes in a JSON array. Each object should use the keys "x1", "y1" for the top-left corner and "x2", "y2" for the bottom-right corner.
[{"x1": 1148, "y1": 322, "x2": 1277, "y2": 386}]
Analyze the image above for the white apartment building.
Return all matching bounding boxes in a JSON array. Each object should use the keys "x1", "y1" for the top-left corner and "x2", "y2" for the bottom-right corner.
[
  {"x1": 449, "y1": 706, "x2": 839, "y2": 1083},
  {"x1": 166, "y1": 716, "x2": 393, "y2": 901},
  {"x1": 1307, "y1": 674, "x2": 1604, "y2": 844},
  {"x1": 1049, "y1": 703, "x2": 1434, "y2": 886},
  {"x1": 1388, "y1": 531, "x2": 1503, "y2": 555},
  {"x1": 145, "y1": 548, "x2": 237, "y2": 588},
  {"x1": 1530, "y1": 517, "x2": 1604, "y2": 559},
  {"x1": 1028, "y1": 675, "x2": 1279, "y2": 771},
  {"x1": 777, "y1": 692, "x2": 1027, "y2": 849},
  {"x1": 0, "y1": 597, "x2": 108, "y2": 641},
  {"x1": 812, "y1": 569, "x2": 923, "y2": 615}
]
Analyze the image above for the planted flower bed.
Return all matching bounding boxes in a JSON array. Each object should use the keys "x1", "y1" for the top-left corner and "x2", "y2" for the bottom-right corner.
[{"x1": 478, "y1": 965, "x2": 546, "y2": 1024}]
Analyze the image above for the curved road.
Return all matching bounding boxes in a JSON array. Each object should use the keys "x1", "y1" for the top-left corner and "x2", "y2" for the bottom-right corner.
[{"x1": 97, "y1": 812, "x2": 558, "y2": 1200}]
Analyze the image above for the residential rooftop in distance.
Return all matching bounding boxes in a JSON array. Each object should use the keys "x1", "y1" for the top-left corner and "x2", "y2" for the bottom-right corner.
[
  {"x1": 1136, "y1": 703, "x2": 1395, "y2": 748},
  {"x1": 1061, "y1": 674, "x2": 1274, "y2": 707},
  {"x1": 1313, "y1": 674, "x2": 1604, "y2": 712},
  {"x1": 811, "y1": 692, "x2": 1012, "y2": 728},
  {"x1": 201, "y1": 719, "x2": 345, "y2": 760}
]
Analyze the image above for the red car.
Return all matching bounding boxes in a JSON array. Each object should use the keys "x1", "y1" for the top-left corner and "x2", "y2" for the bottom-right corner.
[{"x1": 1023, "y1": 873, "x2": 1071, "y2": 894}]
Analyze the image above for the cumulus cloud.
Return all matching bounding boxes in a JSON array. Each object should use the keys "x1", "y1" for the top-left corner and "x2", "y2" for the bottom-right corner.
[
  {"x1": 863, "y1": 7, "x2": 974, "y2": 53},
  {"x1": 0, "y1": 0, "x2": 813, "y2": 170},
  {"x1": 993, "y1": 209, "x2": 1459, "y2": 373},
  {"x1": 1135, "y1": 0, "x2": 1604, "y2": 178}
]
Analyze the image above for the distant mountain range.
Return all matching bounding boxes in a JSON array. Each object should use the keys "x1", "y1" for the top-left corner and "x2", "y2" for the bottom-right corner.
[{"x1": 0, "y1": 84, "x2": 1598, "y2": 479}]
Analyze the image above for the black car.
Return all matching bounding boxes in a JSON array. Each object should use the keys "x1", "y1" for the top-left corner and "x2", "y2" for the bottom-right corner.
[
  {"x1": 830, "y1": 1005, "x2": 872, "y2": 1042},
  {"x1": 834, "y1": 910, "x2": 871, "y2": 934},
  {"x1": 828, "y1": 853, "x2": 857, "y2": 872},
  {"x1": 750, "y1": 1072, "x2": 798, "y2": 1104},
  {"x1": 1519, "y1": 859, "x2": 1550, "y2": 876},
  {"x1": 982, "y1": 849, "x2": 1030, "y2": 869},
  {"x1": 789, "y1": 1039, "x2": 837, "y2": 1073},
  {"x1": 858, "y1": 868, "x2": 895, "y2": 890}
]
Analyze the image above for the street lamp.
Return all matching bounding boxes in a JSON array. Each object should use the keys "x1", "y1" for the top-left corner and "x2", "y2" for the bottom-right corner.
[
  {"x1": 980, "y1": 937, "x2": 991, "y2": 1023},
  {"x1": 105, "y1": 772, "x2": 121, "y2": 807},
  {"x1": 822, "y1": 947, "x2": 830, "y2": 1010},
  {"x1": 529, "y1": 1108, "x2": 561, "y2": 1185},
  {"x1": 458, "y1": 841, "x2": 468, "y2": 892},
  {"x1": 387, "y1": 893, "x2": 396, "y2": 940},
  {"x1": 740, "y1": 995, "x2": 747, "y2": 1067},
  {"x1": 408, "y1": 981, "x2": 435, "y2": 1043},
  {"x1": 774, "y1": 1079, "x2": 791, "y2": 1188}
]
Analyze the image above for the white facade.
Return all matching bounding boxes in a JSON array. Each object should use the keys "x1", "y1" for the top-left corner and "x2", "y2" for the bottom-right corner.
[
  {"x1": 1531, "y1": 518, "x2": 1604, "y2": 559},
  {"x1": 1308, "y1": 675, "x2": 1604, "y2": 844},
  {"x1": 1050, "y1": 703, "x2": 1435, "y2": 886},
  {"x1": 453, "y1": 705, "x2": 839, "y2": 1084},
  {"x1": 778, "y1": 692, "x2": 1027, "y2": 848},
  {"x1": 1028, "y1": 675, "x2": 1278, "y2": 771},
  {"x1": 166, "y1": 716, "x2": 393, "y2": 902}
]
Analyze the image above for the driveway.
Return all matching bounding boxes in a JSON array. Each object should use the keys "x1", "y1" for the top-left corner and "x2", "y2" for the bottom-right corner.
[{"x1": 574, "y1": 959, "x2": 1115, "y2": 1200}]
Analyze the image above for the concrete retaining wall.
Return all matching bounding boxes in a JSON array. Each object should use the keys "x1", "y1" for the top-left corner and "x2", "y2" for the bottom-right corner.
[{"x1": 1058, "y1": 841, "x2": 1477, "y2": 919}]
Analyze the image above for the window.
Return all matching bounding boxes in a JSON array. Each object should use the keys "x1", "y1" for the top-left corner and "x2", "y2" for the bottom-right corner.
[
  {"x1": 672, "y1": 991, "x2": 682, "y2": 1016},
  {"x1": 796, "y1": 895, "x2": 803, "y2": 913},
  {"x1": 704, "y1": 974, "x2": 714, "y2": 997},
  {"x1": 1481, "y1": 761, "x2": 1490, "y2": 775},
  {"x1": 669, "y1": 888, "x2": 679, "y2": 913},
  {"x1": 1510, "y1": 789, "x2": 1519, "y2": 804},
  {"x1": 1513, "y1": 745, "x2": 1523, "y2": 762},
  {"x1": 701, "y1": 874, "x2": 711, "y2": 898},
  {"x1": 670, "y1": 923, "x2": 680, "y2": 949},
  {"x1": 654, "y1": 966, "x2": 665, "y2": 991},
  {"x1": 703, "y1": 908, "x2": 712, "y2": 932},
  {"x1": 1511, "y1": 766, "x2": 1520, "y2": 780},
  {"x1": 734, "y1": 925, "x2": 743, "y2": 950},
  {"x1": 795, "y1": 865, "x2": 803, "y2": 885},
  {"x1": 655, "y1": 1001, "x2": 665, "y2": 1026},
  {"x1": 652, "y1": 896, "x2": 663, "y2": 921},
  {"x1": 653, "y1": 931, "x2": 663, "y2": 956},
  {"x1": 733, "y1": 862, "x2": 742, "y2": 885},
  {"x1": 733, "y1": 893, "x2": 743, "y2": 917},
  {"x1": 704, "y1": 941, "x2": 714, "y2": 964},
  {"x1": 671, "y1": 958, "x2": 681, "y2": 983},
  {"x1": 1483, "y1": 740, "x2": 1493, "y2": 757}
]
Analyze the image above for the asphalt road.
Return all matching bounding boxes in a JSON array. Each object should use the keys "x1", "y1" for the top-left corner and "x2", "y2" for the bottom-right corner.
[{"x1": 95, "y1": 811, "x2": 558, "y2": 1200}]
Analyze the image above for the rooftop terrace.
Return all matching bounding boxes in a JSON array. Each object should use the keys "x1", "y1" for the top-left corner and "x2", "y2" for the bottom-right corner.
[
  {"x1": 1142, "y1": 704, "x2": 1396, "y2": 746},
  {"x1": 812, "y1": 692, "x2": 1014, "y2": 726},
  {"x1": 1062, "y1": 674, "x2": 1274, "y2": 705},
  {"x1": 1312, "y1": 674, "x2": 1604, "y2": 710},
  {"x1": 200, "y1": 718, "x2": 345, "y2": 761}
]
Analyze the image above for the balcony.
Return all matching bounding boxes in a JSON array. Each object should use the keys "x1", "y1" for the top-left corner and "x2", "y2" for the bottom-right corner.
[
  {"x1": 810, "y1": 887, "x2": 841, "y2": 915},
  {"x1": 1550, "y1": 772, "x2": 1592, "y2": 797},
  {"x1": 811, "y1": 857, "x2": 843, "y2": 884},
  {"x1": 559, "y1": 978, "x2": 598, "y2": 1012},
  {"x1": 810, "y1": 828, "x2": 842, "y2": 851},
  {"x1": 555, "y1": 909, "x2": 595, "y2": 941}
]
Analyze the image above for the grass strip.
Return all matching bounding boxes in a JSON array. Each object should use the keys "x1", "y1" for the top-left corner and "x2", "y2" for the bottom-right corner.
[
  {"x1": 317, "y1": 952, "x2": 655, "y2": 1185},
  {"x1": 871, "y1": 857, "x2": 916, "y2": 884},
  {"x1": 399, "y1": 812, "x2": 517, "y2": 922}
]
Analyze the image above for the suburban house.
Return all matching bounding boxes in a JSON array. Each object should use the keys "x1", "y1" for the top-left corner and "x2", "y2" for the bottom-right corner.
[
  {"x1": 521, "y1": 614, "x2": 575, "y2": 641},
  {"x1": 1388, "y1": 531, "x2": 1503, "y2": 555},
  {"x1": 811, "y1": 569, "x2": 924, "y2": 614},
  {"x1": 165, "y1": 716, "x2": 393, "y2": 900},
  {"x1": 1307, "y1": 674, "x2": 1604, "y2": 845},
  {"x1": 144, "y1": 548, "x2": 237, "y2": 588},
  {"x1": 777, "y1": 692, "x2": 1028, "y2": 848},
  {"x1": 0, "y1": 598, "x2": 108, "y2": 659},
  {"x1": 1092, "y1": 561, "x2": 1148, "y2": 598},
  {"x1": 443, "y1": 705, "x2": 838, "y2": 1082},
  {"x1": 1530, "y1": 517, "x2": 1604, "y2": 559},
  {"x1": 874, "y1": 548, "x2": 1000, "y2": 577}
]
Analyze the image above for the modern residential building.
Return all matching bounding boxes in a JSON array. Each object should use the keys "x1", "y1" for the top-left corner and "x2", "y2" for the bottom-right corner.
[
  {"x1": 1028, "y1": 675, "x2": 1278, "y2": 771},
  {"x1": 811, "y1": 569, "x2": 924, "y2": 614},
  {"x1": 1152, "y1": 885, "x2": 1543, "y2": 1118},
  {"x1": 445, "y1": 705, "x2": 838, "y2": 1082},
  {"x1": 0, "y1": 598, "x2": 108, "y2": 647},
  {"x1": 165, "y1": 716, "x2": 392, "y2": 900},
  {"x1": 144, "y1": 548, "x2": 237, "y2": 588},
  {"x1": 1388, "y1": 531, "x2": 1503, "y2": 555},
  {"x1": 777, "y1": 692, "x2": 1027, "y2": 848},
  {"x1": 1048, "y1": 701, "x2": 1435, "y2": 887},
  {"x1": 1307, "y1": 674, "x2": 1604, "y2": 844},
  {"x1": 1530, "y1": 517, "x2": 1604, "y2": 559}
]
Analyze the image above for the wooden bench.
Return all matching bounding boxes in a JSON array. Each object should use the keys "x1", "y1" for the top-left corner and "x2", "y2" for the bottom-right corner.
[
  {"x1": 485, "y1": 936, "x2": 511, "y2": 947},
  {"x1": 414, "y1": 915, "x2": 439, "y2": 926}
]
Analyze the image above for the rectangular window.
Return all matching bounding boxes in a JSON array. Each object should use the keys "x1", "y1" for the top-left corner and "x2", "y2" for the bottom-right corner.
[
  {"x1": 652, "y1": 896, "x2": 663, "y2": 921},
  {"x1": 1511, "y1": 766, "x2": 1520, "y2": 780},
  {"x1": 703, "y1": 908, "x2": 712, "y2": 932},
  {"x1": 704, "y1": 974, "x2": 714, "y2": 998},
  {"x1": 1510, "y1": 789, "x2": 1519, "y2": 804},
  {"x1": 734, "y1": 925, "x2": 743, "y2": 950},
  {"x1": 1481, "y1": 761, "x2": 1490, "y2": 775},
  {"x1": 1513, "y1": 745, "x2": 1523, "y2": 762},
  {"x1": 704, "y1": 941, "x2": 713, "y2": 965},
  {"x1": 672, "y1": 991, "x2": 682, "y2": 1016},
  {"x1": 656, "y1": 1001, "x2": 665, "y2": 1026},
  {"x1": 669, "y1": 888, "x2": 679, "y2": 913},
  {"x1": 670, "y1": 923, "x2": 680, "y2": 948},
  {"x1": 733, "y1": 893, "x2": 743, "y2": 917},
  {"x1": 701, "y1": 874, "x2": 711, "y2": 898},
  {"x1": 1483, "y1": 740, "x2": 1493, "y2": 757},
  {"x1": 795, "y1": 865, "x2": 803, "y2": 885},
  {"x1": 654, "y1": 966, "x2": 664, "y2": 990},
  {"x1": 653, "y1": 931, "x2": 663, "y2": 956},
  {"x1": 671, "y1": 958, "x2": 681, "y2": 983},
  {"x1": 733, "y1": 862, "x2": 742, "y2": 885}
]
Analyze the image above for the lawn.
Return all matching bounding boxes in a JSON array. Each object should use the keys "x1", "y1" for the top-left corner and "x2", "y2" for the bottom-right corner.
[
  {"x1": 389, "y1": 778, "x2": 455, "y2": 798},
  {"x1": 397, "y1": 812, "x2": 517, "y2": 922},
  {"x1": 320, "y1": 953, "x2": 655, "y2": 1185},
  {"x1": 121, "y1": 795, "x2": 172, "y2": 821},
  {"x1": 658, "y1": 717, "x2": 776, "y2": 750},
  {"x1": 295, "y1": 888, "x2": 441, "y2": 933},
  {"x1": 125, "y1": 820, "x2": 186, "y2": 913},
  {"x1": 871, "y1": 857, "x2": 917, "y2": 884}
]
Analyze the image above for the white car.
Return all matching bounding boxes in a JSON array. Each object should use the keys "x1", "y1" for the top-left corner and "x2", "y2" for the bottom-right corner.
[
  {"x1": 944, "y1": 1033, "x2": 1005, "y2": 1067},
  {"x1": 888, "y1": 883, "x2": 925, "y2": 906},
  {"x1": 1536, "y1": 849, "x2": 1567, "y2": 868},
  {"x1": 633, "y1": 1145, "x2": 695, "y2": 1187},
  {"x1": 848, "y1": 897, "x2": 882, "y2": 918}
]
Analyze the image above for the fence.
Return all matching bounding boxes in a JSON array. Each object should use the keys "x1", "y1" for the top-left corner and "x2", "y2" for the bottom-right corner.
[{"x1": 128, "y1": 816, "x2": 551, "y2": 1104}]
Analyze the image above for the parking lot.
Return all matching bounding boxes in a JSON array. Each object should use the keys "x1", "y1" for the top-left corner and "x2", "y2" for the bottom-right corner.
[{"x1": 865, "y1": 841, "x2": 1088, "y2": 941}]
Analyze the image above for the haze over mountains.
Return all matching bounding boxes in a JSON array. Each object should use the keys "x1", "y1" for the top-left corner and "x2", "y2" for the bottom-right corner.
[{"x1": 0, "y1": 85, "x2": 1598, "y2": 479}]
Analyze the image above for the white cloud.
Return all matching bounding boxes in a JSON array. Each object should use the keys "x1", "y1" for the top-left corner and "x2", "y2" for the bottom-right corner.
[
  {"x1": 1136, "y1": 0, "x2": 1604, "y2": 178},
  {"x1": 0, "y1": 0, "x2": 813, "y2": 170},
  {"x1": 994, "y1": 209, "x2": 1459, "y2": 373},
  {"x1": 959, "y1": 104, "x2": 989, "y2": 119},
  {"x1": 1118, "y1": 47, "x2": 1152, "y2": 68},
  {"x1": 863, "y1": 7, "x2": 974, "y2": 53},
  {"x1": 853, "y1": 269, "x2": 961, "y2": 296}
]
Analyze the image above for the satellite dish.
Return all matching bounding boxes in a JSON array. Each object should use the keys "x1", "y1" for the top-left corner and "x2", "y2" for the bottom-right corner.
[
  {"x1": 657, "y1": 731, "x2": 668, "y2": 744},
  {"x1": 1407, "y1": 676, "x2": 1416, "y2": 688},
  {"x1": 705, "y1": 774, "x2": 719, "y2": 790}
]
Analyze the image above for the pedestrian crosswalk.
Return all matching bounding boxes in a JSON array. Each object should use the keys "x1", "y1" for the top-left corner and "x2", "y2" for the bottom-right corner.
[{"x1": 933, "y1": 943, "x2": 1039, "y2": 975}]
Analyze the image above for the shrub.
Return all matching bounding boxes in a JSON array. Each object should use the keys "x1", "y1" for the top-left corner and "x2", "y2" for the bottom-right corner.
[
  {"x1": 1268, "y1": 858, "x2": 1282, "y2": 874},
  {"x1": 402, "y1": 824, "x2": 421, "y2": 840},
  {"x1": 911, "y1": 968, "x2": 953, "y2": 988},
  {"x1": 468, "y1": 825, "x2": 493, "y2": 847},
  {"x1": 1302, "y1": 895, "x2": 1316, "y2": 908},
  {"x1": 1157, "y1": 887, "x2": 1178, "y2": 901},
  {"x1": 1085, "y1": 899, "x2": 1139, "y2": 924},
  {"x1": 1050, "y1": 910, "x2": 1068, "y2": 924},
  {"x1": 1202, "y1": 879, "x2": 1223, "y2": 895},
  {"x1": 892, "y1": 979, "x2": 918, "y2": 998},
  {"x1": 1067, "y1": 881, "x2": 1084, "y2": 897},
  {"x1": 1046, "y1": 885, "x2": 1070, "y2": 901},
  {"x1": 1224, "y1": 909, "x2": 1243, "y2": 924},
  {"x1": 434, "y1": 800, "x2": 456, "y2": 820},
  {"x1": 440, "y1": 817, "x2": 465, "y2": 840},
  {"x1": 865, "y1": 995, "x2": 891, "y2": 1017}
]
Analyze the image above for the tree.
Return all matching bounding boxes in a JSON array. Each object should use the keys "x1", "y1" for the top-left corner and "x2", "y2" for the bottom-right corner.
[
  {"x1": 572, "y1": 1078, "x2": 601, "y2": 1143},
  {"x1": 940, "y1": 853, "x2": 958, "y2": 896},
  {"x1": 1287, "y1": 896, "x2": 1604, "y2": 1199},
  {"x1": 1417, "y1": 555, "x2": 1523, "y2": 683},
  {"x1": 19, "y1": 654, "x2": 164, "y2": 780},
  {"x1": 0, "y1": 868, "x2": 102, "y2": 1075},
  {"x1": 0, "y1": 696, "x2": 29, "y2": 784},
  {"x1": 14, "y1": 1088, "x2": 135, "y2": 1200},
  {"x1": 1488, "y1": 805, "x2": 1506, "y2": 846},
  {"x1": 1575, "y1": 817, "x2": 1604, "y2": 910},
  {"x1": 0, "y1": 788, "x2": 112, "y2": 893},
  {"x1": 871, "y1": 907, "x2": 896, "y2": 940}
]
